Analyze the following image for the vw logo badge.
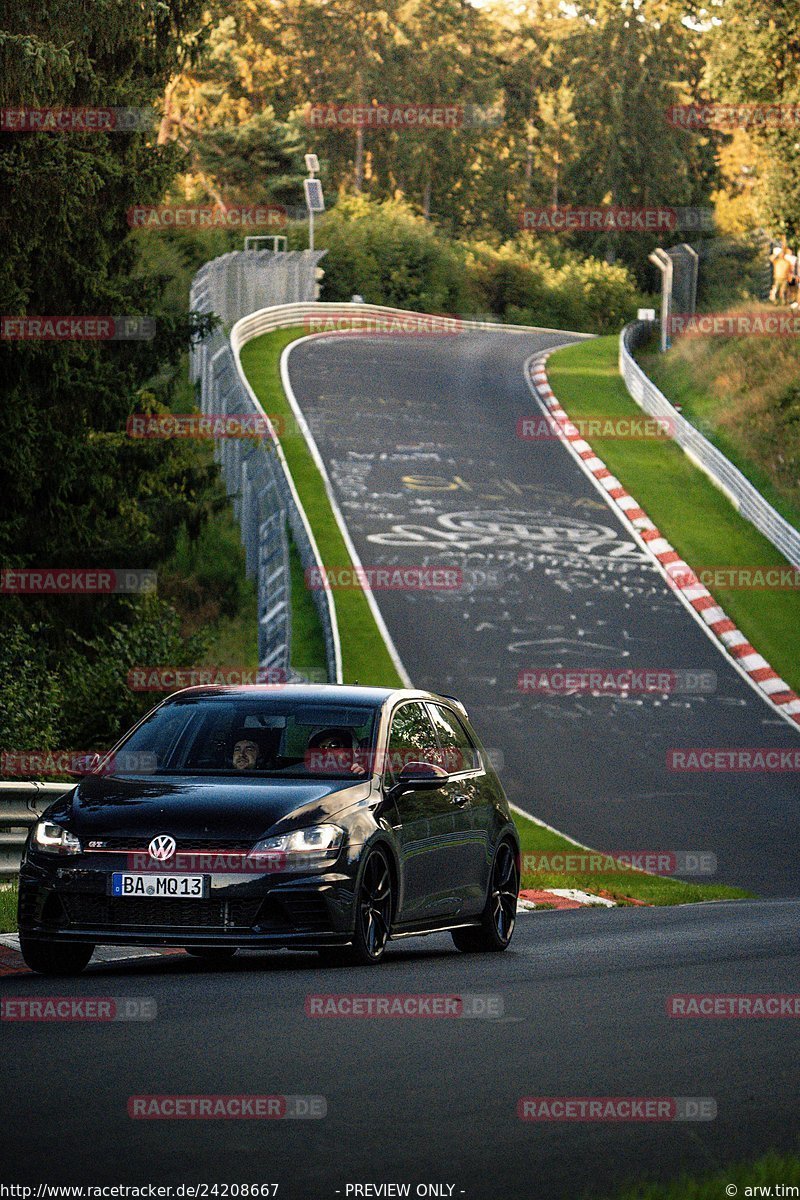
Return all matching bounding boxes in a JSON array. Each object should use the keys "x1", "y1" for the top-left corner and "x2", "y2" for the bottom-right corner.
[{"x1": 148, "y1": 834, "x2": 176, "y2": 862}]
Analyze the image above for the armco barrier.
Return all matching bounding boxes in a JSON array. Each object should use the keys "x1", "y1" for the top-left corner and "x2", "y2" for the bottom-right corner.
[
  {"x1": 189, "y1": 253, "x2": 338, "y2": 681},
  {"x1": 0, "y1": 782, "x2": 72, "y2": 880},
  {"x1": 620, "y1": 321, "x2": 800, "y2": 570}
]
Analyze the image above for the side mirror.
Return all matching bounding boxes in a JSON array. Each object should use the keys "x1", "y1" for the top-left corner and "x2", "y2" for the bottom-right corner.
[{"x1": 388, "y1": 760, "x2": 449, "y2": 798}]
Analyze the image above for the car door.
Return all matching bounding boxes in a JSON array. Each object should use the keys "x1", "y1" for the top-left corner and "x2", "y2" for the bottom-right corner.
[
  {"x1": 383, "y1": 701, "x2": 461, "y2": 924},
  {"x1": 425, "y1": 702, "x2": 491, "y2": 916}
]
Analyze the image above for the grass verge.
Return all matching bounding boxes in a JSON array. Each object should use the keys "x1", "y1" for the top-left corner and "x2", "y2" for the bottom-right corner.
[
  {"x1": 637, "y1": 316, "x2": 800, "y2": 529},
  {"x1": 514, "y1": 811, "x2": 749, "y2": 905},
  {"x1": 546, "y1": 336, "x2": 800, "y2": 695},
  {"x1": 603, "y1": 1147, "x2": 799, "y2": 1200},
  {"x1": 240, "y1": 328, "x2": 404, "y2": 687},
  {"x1": 0, "y1": 883, "x2": 18, "y2": 934}
]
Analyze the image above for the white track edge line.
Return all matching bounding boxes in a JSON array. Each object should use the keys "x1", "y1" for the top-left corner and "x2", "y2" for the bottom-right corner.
[{"x1": 281, "y1": 336, "x2": 413, "y2": 687}]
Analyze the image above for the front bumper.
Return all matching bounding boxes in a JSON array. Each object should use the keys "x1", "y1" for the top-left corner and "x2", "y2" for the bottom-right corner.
[{"x1": 18, "y1": 855, "x2": 357, "y2": 948}]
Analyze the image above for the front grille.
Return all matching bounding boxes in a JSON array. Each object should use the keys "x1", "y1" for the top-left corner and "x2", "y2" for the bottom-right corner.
[
  {"x1": 61, "y1": 894, "x2": 263, "y2": 930},
  {"x1": 17, "y1": 887, "x2": 38, "y2": 926},
  {"x1": 84, "y1": 837, "x2": 255, "y2": 853},
  {"x1": 33, "y1": 888, "x2": 333, "y2": 936}
]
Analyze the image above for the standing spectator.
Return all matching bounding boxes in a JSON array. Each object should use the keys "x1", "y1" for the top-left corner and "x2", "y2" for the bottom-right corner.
[{"x1": 769, "y1": 245, "x2": 792, "y2": 304}]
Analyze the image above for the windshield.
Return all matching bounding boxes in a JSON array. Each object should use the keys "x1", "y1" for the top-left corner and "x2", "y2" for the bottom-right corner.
[{"x1": 106, "y1": 696, "x2": 379, "y2": 779}]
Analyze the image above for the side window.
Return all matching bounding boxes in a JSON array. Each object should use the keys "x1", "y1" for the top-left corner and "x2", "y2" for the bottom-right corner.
[
  {"x1": 384, "y1": 702, "x2": 440, "y2": 783},
  {"x1": 115, "y1": 704, "x2": 200, "y2": 772},
  {"x1": 426, "y1": 704, "x2": 479, "y2": 773}
]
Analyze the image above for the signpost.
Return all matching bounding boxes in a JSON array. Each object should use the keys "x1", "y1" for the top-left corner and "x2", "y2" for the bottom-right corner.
[{"x1": 303, "y1": 154, "x2": 324, "y2": 253}]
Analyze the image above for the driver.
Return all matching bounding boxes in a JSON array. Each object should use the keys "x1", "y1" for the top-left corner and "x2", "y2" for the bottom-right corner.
[{"x1": 231, "y1": 736, "x2": 261, "y2": 771}]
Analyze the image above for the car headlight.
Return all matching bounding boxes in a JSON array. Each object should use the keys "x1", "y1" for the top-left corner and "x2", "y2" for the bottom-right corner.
[
  {"x1": 31, "y1": 821, "x2": 82, "y2": 856},
  {"x1": 250, "y1": 824, "x2": 343, "y2": 872}
]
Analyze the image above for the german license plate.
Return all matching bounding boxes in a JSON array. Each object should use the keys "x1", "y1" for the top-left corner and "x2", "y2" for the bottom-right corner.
[{"x1": 111, "y1": 873, "x2": 209, "y2": 898}]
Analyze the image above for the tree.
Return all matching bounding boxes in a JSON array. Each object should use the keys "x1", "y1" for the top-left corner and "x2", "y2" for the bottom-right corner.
[
  {"x1": 707, "y1": 0, "x2": 800, "y2": 238},
  {"x1": 0, "y1": 1, "x2": 216, "y2": 644},
  {"x1": 532, "y1": 81, "x2": 578, "y2": 206}
]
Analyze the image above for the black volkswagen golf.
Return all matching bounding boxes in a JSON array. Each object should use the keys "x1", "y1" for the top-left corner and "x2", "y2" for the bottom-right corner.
[{"x1": 18, "y1": 685, "x2": 520, "y2": 974}]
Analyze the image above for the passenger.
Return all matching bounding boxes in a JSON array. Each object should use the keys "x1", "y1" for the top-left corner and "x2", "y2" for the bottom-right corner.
[{"x1": 306, "y1": 728, "x2": 367, "y2": 776}]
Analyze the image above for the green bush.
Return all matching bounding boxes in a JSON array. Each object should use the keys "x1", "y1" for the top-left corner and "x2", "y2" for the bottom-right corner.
[
  {"x1": 466, "y1": 240, "x2": 646, "y2": 333},
  {"x1": 0, "y1": 600, "x2": 206, "y2": 763},
  {"x1": 315, "y1": 196, "x2": 470, "y2": 314},
  {"x1": 312, "y1": 197, "x2": 645, "y2": 333}
]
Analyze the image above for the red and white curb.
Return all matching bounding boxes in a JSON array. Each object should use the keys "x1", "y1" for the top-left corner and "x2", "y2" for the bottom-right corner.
[
  {"x1": 519, "y1": 888, "x2": 620, "y2": 911},
  {"x1": 527, "y1": 353, "x2": 800, "y2": 730}
]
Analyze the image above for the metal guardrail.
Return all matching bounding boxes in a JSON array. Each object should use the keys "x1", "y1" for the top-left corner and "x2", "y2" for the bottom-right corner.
[
  {"x1": 620, "y1": 321, "x2": 800, "y2": 569},
  {"x1": 0, "y1": 783, "x2": 72, "y2": 881},
  {"x1": 189, "y1": 254, "x2": 336, "y2": 681}
]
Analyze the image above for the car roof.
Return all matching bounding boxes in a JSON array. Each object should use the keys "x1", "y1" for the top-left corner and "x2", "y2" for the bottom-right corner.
[{"x1": 162, "y1": 684, "x2": 469, "y2": 718}]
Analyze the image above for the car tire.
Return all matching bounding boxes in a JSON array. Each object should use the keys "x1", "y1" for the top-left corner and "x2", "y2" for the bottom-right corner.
[
  {"x1": 451, "y1": 839, "x2": 519, "y2": 953},
  {"x1": 19, "y1": 937, "x2": 95, "y2": 977},
  {"x1": 318, "y1": 847, "x2": 393, "y2": 966},
  {"x1": 184, "y1": 948, "x2": 238, "y2": 961}
]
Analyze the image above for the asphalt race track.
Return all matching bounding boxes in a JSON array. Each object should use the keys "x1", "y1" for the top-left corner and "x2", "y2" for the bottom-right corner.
[
  {"x1": 3, "y1": 329, "x2": 798, "y2": 1199},
  {"x1": 286, "y1": 330, "x2": 800, "y2": 897},
  {"x1": 2, "y1": 903, "x2": 799, "y2": 1197}
]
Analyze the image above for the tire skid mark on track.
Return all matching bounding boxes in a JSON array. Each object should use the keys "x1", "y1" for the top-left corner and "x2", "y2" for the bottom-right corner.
[{"x1": 528, "y1": 353, "x2": 800, "y2": 731}]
